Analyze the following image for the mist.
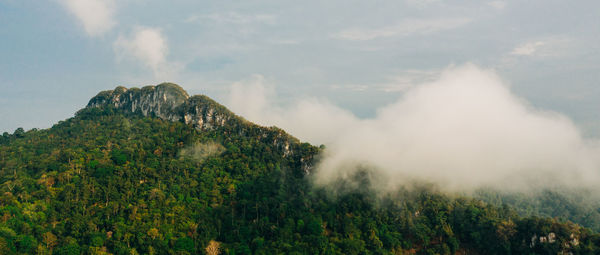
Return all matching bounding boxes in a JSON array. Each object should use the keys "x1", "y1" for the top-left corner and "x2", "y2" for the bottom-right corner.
[
  {"x1": 227, "y1": 64, "x2": 600, "y2": 192},
  {"x1": 179, "y1": 141, "x2": 225, "y2": 162}
]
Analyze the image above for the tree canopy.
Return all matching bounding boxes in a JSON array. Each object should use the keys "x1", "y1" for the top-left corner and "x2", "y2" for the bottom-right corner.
[{"x1": 0, "y1": 106, "x2": 598, "y2": 254}]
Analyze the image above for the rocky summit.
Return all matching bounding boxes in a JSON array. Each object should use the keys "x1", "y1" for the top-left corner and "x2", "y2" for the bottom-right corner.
[{"x1": 87, "y1": 83, "x2": 232, "y2": 130}]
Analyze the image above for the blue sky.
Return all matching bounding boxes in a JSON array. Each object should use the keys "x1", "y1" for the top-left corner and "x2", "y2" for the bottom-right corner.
[{"x1": 1, "y1": 0, "x2": 599, "y2": 136}]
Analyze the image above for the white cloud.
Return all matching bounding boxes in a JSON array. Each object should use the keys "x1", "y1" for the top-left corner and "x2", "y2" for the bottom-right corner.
[
  {"x1": 377, "y1": 69, "x2": 441, "y2": 92},
  {"x1": 488, "y1": 1, "x2": 507, "y2": 10},
  {"x1": 509, "y1": 37, "x2": 574, "y2": 57},
  {"x1": 114, "y1": 27, "x2": 176, "y2": 78},
  {"x1": 334, "y1": 18, "x2": 471, "y2": 41},
  {"x1": 330, "y1": 84, "x2": 370, "y2": 92},
  {"x1": 229, "y1": 75, "x2": 274, "y2": 122},
  {"x1": 330, "y1": 69, "x2": 440, "y2": 93},
  {"x1": 511, "y1": 41, "x2": 546, "y2": 56},
  {"x1": 186, "y1": 12, "x2": 276, "y2": 25},
  {"x1": 267, "y1": 39, "x2": 300, "y2": 45},
  {"x1": 404, "y1": 0, "x2": 441, "y2": 7},
  {"x1": 60, "y1": 0, "x2": 116, "y2": 37},
  {"x1": 228, "y1": 75, "x2": 357, "y2": 145},
  {"x1": 227, "y1": 64, "x2": 600, "y2": 192}
]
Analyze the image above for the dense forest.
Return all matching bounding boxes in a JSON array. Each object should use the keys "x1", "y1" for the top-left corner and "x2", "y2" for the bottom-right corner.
[
  {"x1": 475, "y1": 188, "x2": 600, "y2": 232},
  {"x1": 0, "y1": 85, "x2": 600, "y2": 254}
]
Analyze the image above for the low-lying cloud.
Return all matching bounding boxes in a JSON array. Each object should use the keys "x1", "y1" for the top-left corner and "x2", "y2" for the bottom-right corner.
[
  {"x1": 179, "y1": 141, "x2": 225, "y2": 162},
  {"x1": 227, "y1": 64, "x2": 600, "y2": 192}
]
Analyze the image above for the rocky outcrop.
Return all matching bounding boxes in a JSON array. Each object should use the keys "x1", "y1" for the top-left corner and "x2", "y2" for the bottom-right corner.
[
  {"x1": 87, "y1": 83, "x2": 235, "y2": 130},
  {"x1": 177, "y1": 95, "x2": 235, "y2": 130}
]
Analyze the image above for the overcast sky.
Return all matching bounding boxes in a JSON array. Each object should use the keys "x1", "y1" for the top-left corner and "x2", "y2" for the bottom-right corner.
[{"x1": 1, "y1": 0, "x2": 599, "y2": 136}]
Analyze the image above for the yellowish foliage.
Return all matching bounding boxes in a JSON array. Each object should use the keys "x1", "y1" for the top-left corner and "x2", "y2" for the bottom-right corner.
[{"x1": 206, "y1": 240, "x2": 221, "y2": 255}]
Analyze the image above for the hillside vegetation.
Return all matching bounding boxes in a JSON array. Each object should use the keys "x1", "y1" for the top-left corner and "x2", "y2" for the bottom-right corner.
[{"x1": 0, "y1": 84, "x2": 599, "y2": 254}]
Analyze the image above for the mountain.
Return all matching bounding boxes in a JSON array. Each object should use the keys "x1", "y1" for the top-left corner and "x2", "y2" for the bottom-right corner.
[
  {"x1": 0, "y1": 83, "x2": 599, "y2": 254},
  {"x1": 86, "y1": 83, "x2": 305, "y2": 167}
]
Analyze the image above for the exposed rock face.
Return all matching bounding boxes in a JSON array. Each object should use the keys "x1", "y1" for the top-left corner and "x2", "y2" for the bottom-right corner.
[
  {"x1": 87, "y1": 83, "x2": 317, "y2": 173},
  {"x1": 88, "y1": 83, "x2": 189, "y2": 123},
  {"x1": 87, "y1": 83, "x2": 234, "y2": 130},
  {"x1": 177, "y1": 95, "x2": 234, "y2": 130}
]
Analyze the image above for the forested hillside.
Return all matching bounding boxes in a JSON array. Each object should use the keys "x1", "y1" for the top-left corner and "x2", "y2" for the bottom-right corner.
[
  {"x1": 0, "y1": 84, "x2": 599, "y2": 254},
  {"x1": 475, "y1": 188, "x2": 600, "y2": 232}
]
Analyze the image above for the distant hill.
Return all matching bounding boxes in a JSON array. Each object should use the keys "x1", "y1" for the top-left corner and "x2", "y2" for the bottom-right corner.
[{"x1": 0, "y1": 83, "x2": 598, "y2": 254}]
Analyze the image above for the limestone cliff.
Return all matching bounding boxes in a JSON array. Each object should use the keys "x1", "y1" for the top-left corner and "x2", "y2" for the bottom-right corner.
[{"x1": 87, "y1": 83, "x2": 238, "y2": 130}]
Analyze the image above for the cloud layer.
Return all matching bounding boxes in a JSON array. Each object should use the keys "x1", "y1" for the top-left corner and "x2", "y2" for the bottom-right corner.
[{"x1": 228, "y1": 64, "x2": 600, "y2": 192}]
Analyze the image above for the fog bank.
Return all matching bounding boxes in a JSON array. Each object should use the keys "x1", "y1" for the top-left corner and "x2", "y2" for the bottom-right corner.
[{"x1": 227, "y1": 64, "x2": 600, "y2": 192}]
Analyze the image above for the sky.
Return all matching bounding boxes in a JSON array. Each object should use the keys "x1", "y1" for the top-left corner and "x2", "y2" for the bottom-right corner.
[{"x1": 1, "y1": 0, "x2": 599, "y2": 137}]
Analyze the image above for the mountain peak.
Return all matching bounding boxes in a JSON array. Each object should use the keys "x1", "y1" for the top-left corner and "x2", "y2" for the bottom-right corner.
[
  {"x1": 153, "y1": 82, "x2": 190, "y2": 98},
  {"x1": 89, "y1": 82, "x2": 189, "y2": 108},
  {"x1": 87, "y1": 83, "x2": 236, "y2": 129}
]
